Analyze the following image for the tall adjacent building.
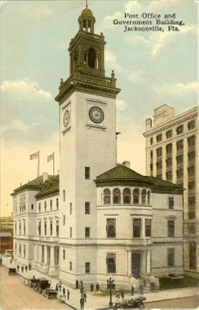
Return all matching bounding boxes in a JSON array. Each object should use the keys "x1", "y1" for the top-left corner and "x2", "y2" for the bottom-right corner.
[
  {"x1": 12, "y1": 7, "x2": 184, "y2": 289},
  {"x1": 143, "y1": 104, "x2": 199, "y2": 277}
]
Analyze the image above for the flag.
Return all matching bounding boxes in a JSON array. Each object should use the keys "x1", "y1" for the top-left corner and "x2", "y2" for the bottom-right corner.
[
  {"x1": 47, "y1": 153, "x2": 54, "y2": 163},
  {"x1": 30, "y1": 151, "x2": 39, "y2": 160}
]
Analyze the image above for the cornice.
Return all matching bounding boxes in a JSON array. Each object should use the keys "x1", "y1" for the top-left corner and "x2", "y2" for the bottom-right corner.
[{"x1": 143, "y1": 107, "x2": 198, "y2": 137}]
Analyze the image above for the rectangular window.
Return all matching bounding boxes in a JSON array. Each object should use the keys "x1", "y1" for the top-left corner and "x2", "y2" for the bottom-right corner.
[
  {"x1": 85, "y1": 262, "x2": 90, "y2": 274},
  {"x1": 44, "y1": 201, "x2": 47, "y2": 212},
  {"x1": 176, "y1": 140, "x2": 183, "y2": 151},
  {"x1": 85, "y1": 202, "x2": 90, "y2": 214},
  {"x1": 188, "y1": 120, "x2": 195, "y2": 130},
  {"x1": 85, "y1": 227, "x2": 90, "y2": 238},
  {"x1": 176, "y1": 169, "x2": 183, "y2": 179},
  {"x1": 56, "y1": 221, "x2": 59, "y2": 237},
  {"x1": 188, "y1": 135, "x2": 195, "y2": 147},
  {"x1": 50, "y1": 221, "x2": 53, "y2": 236},
  {"x1": 168, "y1": 197, "x2": 174, "y2": 209},
  {"x1": 188, "y1": 197, "x2": 195, "y2": 219},
  {"x1": 188, "y1": 166, "x2": 195, "y2": 176},
  {"x1": 189, "y1": 241, "x2": 196, "y2": 270},
  {"x1": 63, "y1": 215, "x2": 66, "y2": 226},
  {"x1": 63, "y1": 249, "x2": 65, "y2": 260},
  {"x1": 166, "y1": 158, "x2": 172, "y2": 167},
  {"x1": 50, "y1": 200, "x2": 53, "y2": 211},
  {"x1": 63, "y1": 190, "x2": 66, "y2": 202},
  {"x1": 157, "y1": 174, "x2": 162, "y2": 179},
  {"x1": 176, "y1": 125, "x2": 183, "y2": 135},
  {"x1": 168, "y1": 220, "x2": 175, "y2": 237},
  {"x1": 166, "y1": 143, "x2": 172, "y2": 154},
  {"x1": 150, "y1": 137, "x2": 153, "y2": 145},
  {"x1": 166, "y1": 171, "x2": 172, "y2": 181},
  {"x1": 156, "y1": 147, "x2": 162, "y2": 157},
  {"x1": 85, "y1": 167, "x2": 90, "y2": 180},
  {"x1": 188, "y1": 181, "x2": 195, "y2": 190},
  {"x1": 167, "y1": 248, "x2": 175, "y2": 266},
  {"x1": 166, "y1": 129, "x2": 172, "y2": 139},
  {"x1": 106, "y1": 253, "x2": 116, "y2": 273},
  {"x1": 188, "y1": 151, "x2": 195, "y2": 162},
  {"x1": 69, "y1": 261, "x2": 72, "y2": 271},
  {"x1": 106, "y1": 219, "x2": 116, "y2": 238},
  {"x1": 156, "y1": 161, "x2": 162, "y2": 170},
  {"x1": 70, "y1": 227, "x2": 72, "y2": 238},
  {"x1": 31, "y1": 204, "x2": 34, "y2": 210},
  {"x1": 38, "y1": 222, "x2": 41, "y2": 236},
  {"x1": 156, "y1": 134, "x2": 162, "y2": 142},
  {"x1": 38, "y1": 203, "x2": 41, "y2": 213},
  {"x1": 145, "y1": 219, "x2": 151, "y2": 237},
  {"x1": 188, "y1": 224, "x2": 196, "y2": 235},
  {"x1": 56, "y1": 198, "x2": 59, "y2": 210},
  {"x1": 133, "y1": 219, "x2": 141, "y2": 238},
  {"x1": 44, "y1": 222, "x2": 47, "y2": 235},
  {"x1": 70, "y1": 203, "x2": 72, "y2": 215}
]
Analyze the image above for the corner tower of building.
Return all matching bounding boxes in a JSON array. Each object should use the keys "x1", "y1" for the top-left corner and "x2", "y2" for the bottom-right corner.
[{"x1": 55, "y1": 6, "x2": 120, "y2": 286}]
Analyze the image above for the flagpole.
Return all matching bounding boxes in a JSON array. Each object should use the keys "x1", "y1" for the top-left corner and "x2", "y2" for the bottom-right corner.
[
  {"x1": 38, "y1": 150, "x2": 40, "y2": 177},
  {"x1": 53, "y1": 152, "x2": 55, "y2": 175}
]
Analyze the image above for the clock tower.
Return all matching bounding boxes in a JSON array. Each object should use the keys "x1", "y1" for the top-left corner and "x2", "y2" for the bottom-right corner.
[{"x1": 55, "y1": 6, "x2": 120, "y2": 286}]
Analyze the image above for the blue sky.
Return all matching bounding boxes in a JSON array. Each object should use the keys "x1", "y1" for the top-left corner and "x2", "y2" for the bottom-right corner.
[{"x1": 1, "y1": 0, "x2": 198, "y2": 215}]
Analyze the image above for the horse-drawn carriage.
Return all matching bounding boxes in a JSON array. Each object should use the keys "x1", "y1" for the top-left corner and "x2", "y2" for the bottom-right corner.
[{"x1": 114, "y1": 296, "x2": 146, "y2": 309}]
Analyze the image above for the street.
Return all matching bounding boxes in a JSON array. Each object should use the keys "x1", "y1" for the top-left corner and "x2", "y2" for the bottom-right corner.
[
  {"x1": 145, "y1": 296, "x2": 199, "y2": 309},
  {"x1": 1, "y1": 266, "x2": 69, "y2": 309}
]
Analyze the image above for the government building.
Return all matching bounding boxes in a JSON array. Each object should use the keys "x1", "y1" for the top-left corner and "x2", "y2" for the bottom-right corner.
[
  {"x1": 143, "y1": 104, "x2": 199, "y2": 277},
  {"x1": 12, "y1": 7, "x2": 184, "y2": 289}
]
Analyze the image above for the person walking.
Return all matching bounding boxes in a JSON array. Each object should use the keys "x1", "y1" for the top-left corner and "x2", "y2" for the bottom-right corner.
[
  {"x1": 29, "y1": 263, "x2": 31, "y2": 271},
  {"x1": 90, "y1": 284, "x2": 94, "y2": 293},
  {"x1": 80, "y1": 286, "x2": 84, "y2": 295},
  {"x1": 25, "y1": 265, "x2": 28, "y2": 272},
  {"x1": 96, "y1": 282, "x2": 100, "y2": 293},
  {"x1": 80, "y1": 295, "x2": 85, "y2": 310},
  {"x1": 67, "y1": 289, "x2": 70, "y2": 300},
  {"x1": 131, "y1": 284, "x2": 134, "y2": 296},
  {"x1": 21, "y1": 266, "x2": 24, "y2": 272},
  {"x1": 63, "y1": 287, "x2": 66, "y2": 297},
  {"x1": 121, "y1": 289, "x2": 124, "y2": 299},
  {"x1": 83, "y1": 291, "x2": 87, "y2": 303},
  {"x1": 76, "y1": 279, "x2": 79, "y2": 289}
]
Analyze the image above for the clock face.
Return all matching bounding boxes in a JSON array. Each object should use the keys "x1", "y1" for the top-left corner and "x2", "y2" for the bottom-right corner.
[
  {"x1": 89, "y1": 106, "x2": 104, "y2": 124},
  {"x1": 63, "y1": 110, "x2": 70, "y2": 127}
]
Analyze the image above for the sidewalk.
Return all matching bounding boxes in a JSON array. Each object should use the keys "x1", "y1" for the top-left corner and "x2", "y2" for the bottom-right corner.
[{"x1": 3, "y1": 257, "x2": 199, "y2": 310}]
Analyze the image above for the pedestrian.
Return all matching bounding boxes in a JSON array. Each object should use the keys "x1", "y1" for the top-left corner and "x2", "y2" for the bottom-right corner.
[
  {"x1": 131, "y1": 284, "x2": 134, "y2": 296},
  {"x1": 59, "y1": 281, "x2": 62, "y2": 291},
  {"x1": 76, "y1": 279, "x2": 79, "y2": 289},
  {"x1": 80, "y1": 295, "x2": 85, "y2": 310},
  {"x1": 21, "y1": 266, "x2": 24, "y2": 272},
  {"x1": 83, "y1": 291, "x2": 87, "y2": 303},
  {"x1": 90, "y1": 284, "x2": 94, "y2": 293},
  {"x1": 67, "y1": 289, "x2": 70, "y2": 300},
  {"x1": 80, "y1": 280, "x2": 83, "y2": 287},
  {"x1": 25, "y1": 265, "x2": 28, "y2": 272},
  {"x1": 29, "y1": 263, "x2": 31, "y2": 271},
  {"x1": 55, "y1": 284, "x2": 59, "y2": 291},
  {"x1": 17, "y1": 265, "x2": 19, "y2": 272},
  {"x1": 96, "y1": 282, "x2": 100, "y2": 293},
  {"x1": 80, "y1": 286, "x2": 84, "y2": 294},
  {"x1": 140, "y1": 282, "x2": 144, "y2": 295},
  {"x1": 63, "y1": 287, "x2": 66, "y2": 297},
  {"x1": 10, "y1": 258, "x2": 12, "y2": 264},
  {"x1": 121, "y1": 289, "x2": 124, "y2": 299}
]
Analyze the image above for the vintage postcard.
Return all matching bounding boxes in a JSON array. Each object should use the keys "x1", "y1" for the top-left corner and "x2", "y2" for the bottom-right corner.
[{"x1": 1, "y1": 0, "x2": 198, "y2": 309}]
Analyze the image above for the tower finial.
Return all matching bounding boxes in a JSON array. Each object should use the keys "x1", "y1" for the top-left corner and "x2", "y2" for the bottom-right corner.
[{"x1": 86, "y1": 0, "x2": 88, "y2": 8}]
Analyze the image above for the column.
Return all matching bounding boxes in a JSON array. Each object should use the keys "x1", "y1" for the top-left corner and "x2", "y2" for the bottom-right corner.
[
  {"x1": 141, "y1": 218, "x2": 145, "y2": 238},
  {"x1": 127, "y1": 251, "x2": 132, "y2": 276},
  {"x1": 146, "y1": 250, "x2": 151, "y2": 274},
  {"x1": 50, "y1": 246, "x2": 55, "y2": 267}
]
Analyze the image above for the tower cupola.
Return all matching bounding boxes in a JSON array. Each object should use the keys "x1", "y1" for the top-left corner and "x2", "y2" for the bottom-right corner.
[{"x1": 78, "y1": 6, "x2": 95, "y2": 33}]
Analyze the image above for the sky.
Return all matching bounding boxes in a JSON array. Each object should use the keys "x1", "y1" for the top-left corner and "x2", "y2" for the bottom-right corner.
[{"x1": 0, "y1": 0, "x2": 198, "y2": 216}]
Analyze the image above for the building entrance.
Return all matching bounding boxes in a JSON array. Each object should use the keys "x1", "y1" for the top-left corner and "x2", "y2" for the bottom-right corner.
[{"x1": 132, "y1": 253, "x2": 141, "y2": 278}]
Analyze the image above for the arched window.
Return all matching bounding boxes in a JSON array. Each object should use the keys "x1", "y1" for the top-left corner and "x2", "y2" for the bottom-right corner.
[
  {"x1": 88, "y1": 47, "x2": 96, "y2": 68},
  {"x1": 113, "y1": 188, "x2": 121, "y2": 204},
  {"x1": 142, "y1": 189, "x2": 146, "y2": 205},
  {"x1": 104, "y1": 188, "x2": 111, "y2": 205},
  {"x1": 123, "y1": 188, "x2": 131, "y2": 204},
  {"x1": 133, "y1": 188, "x2": 139, "y2": 204},
  {"x1": 147, "y1": 191, "x2": 151, "y2": 205}
]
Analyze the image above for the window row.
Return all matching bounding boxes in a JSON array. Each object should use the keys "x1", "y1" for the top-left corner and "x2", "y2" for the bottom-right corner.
[
  {"x1": 38, "y1": 199, "x2": 59, "y2": 213},
  {"x1": 150, "y1": 121, "x2": 196, "y2": 145},
  {"x1": 15, "y1": 220, "x2": 26, "y2": 235},
  {"x1": 15, "y1": 243, "x2": 26, "y2": 258},
  {"x1": 38, "y1": 220, "x2": 59, "y2": 237},
  {"x1": 103, "y1": 188, "x2": 151, "y2": 205}
]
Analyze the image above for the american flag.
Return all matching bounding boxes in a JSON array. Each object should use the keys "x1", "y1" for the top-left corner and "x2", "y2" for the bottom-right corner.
[
  {"x1": 30, "y1": 151, "x2": 39, "y2": 160},
  {"x1": 47, "y1": 153, "x2": 54, "y2": 163}
]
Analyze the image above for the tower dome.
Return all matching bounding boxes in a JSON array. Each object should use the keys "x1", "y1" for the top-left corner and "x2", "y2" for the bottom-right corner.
[{"x1": 78, "y1": 6, "x2": 96, "y2": 33}]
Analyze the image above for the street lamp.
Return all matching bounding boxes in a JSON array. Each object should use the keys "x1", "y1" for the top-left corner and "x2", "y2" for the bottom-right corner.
[{"x1": 107, "y1": 277, "x2": 114, "y2": 307}]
